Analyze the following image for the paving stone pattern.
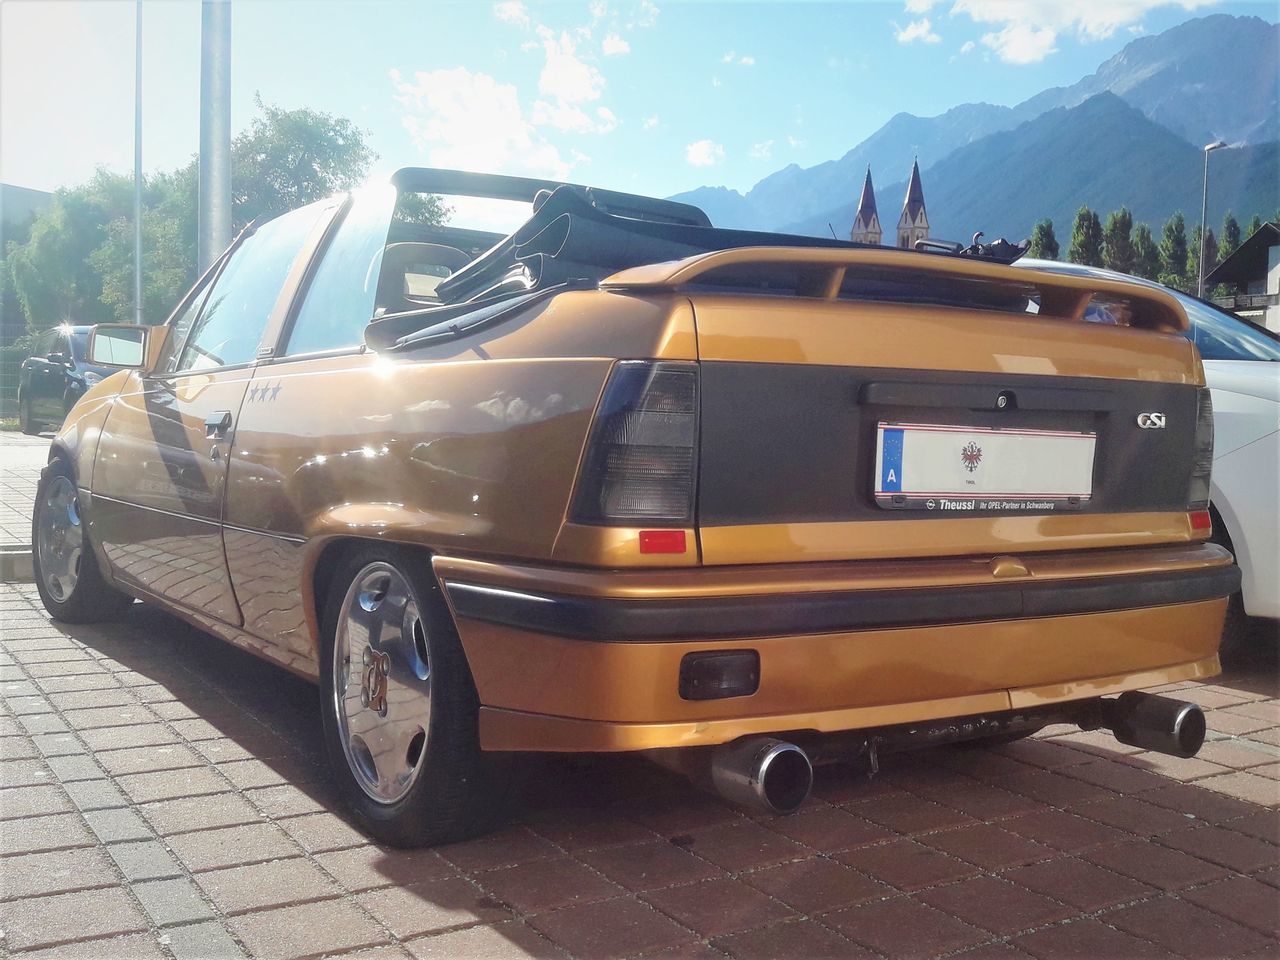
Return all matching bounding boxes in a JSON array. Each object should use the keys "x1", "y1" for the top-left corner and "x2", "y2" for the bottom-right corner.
[
  {"x1": 0, "y1": 433, "x2": 47, "y2": 547},
  {"x1": 1, "y1": 585, "x2": 1278, "y2": 958}
]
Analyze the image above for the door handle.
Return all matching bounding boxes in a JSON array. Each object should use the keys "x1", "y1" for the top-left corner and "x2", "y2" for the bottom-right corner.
[{"x1": 204, "y1": 410, "x2": 233, "y2": 440}]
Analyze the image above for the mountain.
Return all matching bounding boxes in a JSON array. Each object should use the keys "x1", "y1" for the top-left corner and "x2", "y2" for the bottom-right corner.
[
  {"x1": 673, "y1": 14, "x2": 1278, "y2": 234},
  {"x1": 670, "y1": 102, "x2": 1019, "y2": 232},
  {"x1": 784, "y1": 94, "x2": 1279, "y2": 243},
  {"x1": 1017, "y1": 14, "x2": 1279, "y2": 147}
]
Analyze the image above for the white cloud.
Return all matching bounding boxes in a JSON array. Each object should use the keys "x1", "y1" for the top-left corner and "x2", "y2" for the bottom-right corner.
[
  {"x1": 905, "y1": 0, "x2": 937, "y2": 11},
  {"x1": 643, "y1": 115, "x2": 659, "y2": 129},
  {"x1": 589, "y1": 0, "x2": 608, "y2": 20},
  {"x1": 594, "y1": 106, "x2": 619, "y2": 133},
  {"x1": 978, "y1": 22, "x2": 1057, "y2": 62},
  {"x1": 493, "y1": 1, "x2": 531, "y2": 29},
  {"x1": 632, "y1": 0, "x2": 660, "y2": 28},
  {"x1": 393, "y1": 67, "x2": 572, "y2": 180},
  {"x1": 787, "y1": 135, "x2": 806, "y2": 149},
  {"x1": 894, "y1": 17, "x2": 942, "y2": 43},
  {"x1": 711, "y1": 76, "x2": 722, "y2": 88},
  {"x1": 738, "y1": 54, "x2": 756, "y2": 66},
  {"x1": 721, "y1": 51, "x2": 736, "y2": 63},
  {"x1": 686, "y1": 139, "x2": 725, "y2": 166},
  {"x1": 538, "y1": 31, "x2": 605, "y2": 103},
  {"x1": 531, "y1": 100, "x2": 594, "y2": 132},
  {"x1": 959, "y1": 39, "x2": 976, "y2": 53},
  {"x1": 951, "y1": 0, "x2": 1222, "y2": 63},
  {"x1": 721, "y1": 51, "x2": 755, "y2": 65},
  {"x1": 749, "y1": 139, "x2": 774, "y2": 159},
  {"x1": 603, "y1": 32, "x2": 630, "y2": 55}
]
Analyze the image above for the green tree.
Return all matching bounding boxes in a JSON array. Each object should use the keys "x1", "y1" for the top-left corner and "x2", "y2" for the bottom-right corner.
[
  {"x1": 1028, "y1": 218, "x2": 1059, "y2": 260},
  {"x1": 5, "y1": 98, "x2": 399, "y2": 330},
  {"x1": 89, "y1": 166, "x2": 199, "y2": 325},
  {"x1": 1158, "y1": 211, "x2": 1189, "y2": 289},
  {"x1": 1247, "y1": 214, "x2": 1264, "y2": 238},
  {"x1": 5, "y1": 172, "x2": 132, "y2": 331},
  {"x1": 1102, "y1": 207, "x2": 1135, "y2": 275},
  {"x1": 1131, "y1": 223, "x2": 1160, "y2": 280},
  {"x1": 1219, "y1": 212, "x2": 1241, "y2": 261},
  {"x1": 1187, "y1": 226, "x2": 1218, "y2": 294},
  {"x1": 1067, "y1": 206, "x2": 1103, "y2": 267},
  {"x1": 231, "y1": 95, "x2": 376, "y2": 229}
]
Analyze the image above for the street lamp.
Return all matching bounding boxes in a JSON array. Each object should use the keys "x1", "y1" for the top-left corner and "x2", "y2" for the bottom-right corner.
[{"x1": 1199, "y1": 140, "x2": 1226, "y2": 298}]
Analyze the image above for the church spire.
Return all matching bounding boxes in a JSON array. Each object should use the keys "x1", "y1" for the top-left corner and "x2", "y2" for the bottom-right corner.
[
  {"x1": 850, "y1": 165, "x2": 882, "y2": 245},
  {"x1": 897, "y1": 156, "x2": 929, "y2": 249}
]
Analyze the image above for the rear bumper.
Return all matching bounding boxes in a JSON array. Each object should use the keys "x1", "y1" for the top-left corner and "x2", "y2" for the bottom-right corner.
[
  {"x1": 446, "y1": 563, "x2": 1239, "y2": 642},
  {"x1": 433, "y1": 544, "x2": 1236, "y2": 752}
]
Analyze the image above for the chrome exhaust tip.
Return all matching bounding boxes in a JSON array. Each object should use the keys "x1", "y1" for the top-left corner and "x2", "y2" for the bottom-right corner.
[
  {"x1": 1104, "y1": 691, "x2": 1206, "y2": 759},
  {"x1": 709, "y1": 737, "x2": 813, "y2": 815}
]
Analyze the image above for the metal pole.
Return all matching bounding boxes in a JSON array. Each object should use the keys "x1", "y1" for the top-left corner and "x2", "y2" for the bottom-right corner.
[
  {"x1": 133, "y1": 0, "x2": 143, "y2": 325},
  {"x1": 1198, "y1": 141, "x2": 1225, "y2": 298},
  {"x1": 198, "y1": 0, "x2": 232, "y2": 273},
  {"x1": 1198, "y1": 151, "x2": 1210, "y2": 298}
]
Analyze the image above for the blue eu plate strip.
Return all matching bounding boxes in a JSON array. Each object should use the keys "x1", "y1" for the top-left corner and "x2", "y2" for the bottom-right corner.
[{"x1": 880, "y1": 428, "x2": 903, "y2": 492}]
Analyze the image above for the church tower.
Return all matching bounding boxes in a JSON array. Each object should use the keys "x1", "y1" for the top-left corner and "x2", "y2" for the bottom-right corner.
[
  {"x1": 849, "y1": 166, "x2": 881, "y2": 245},
  {"x1": 897, "y1": 158, "x2": 929, "y2": 249}
]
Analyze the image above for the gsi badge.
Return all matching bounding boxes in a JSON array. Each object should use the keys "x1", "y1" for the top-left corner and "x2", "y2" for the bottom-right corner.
[{"x1": 1137, "y1": 412, "x2": 1167, "y2": 429}]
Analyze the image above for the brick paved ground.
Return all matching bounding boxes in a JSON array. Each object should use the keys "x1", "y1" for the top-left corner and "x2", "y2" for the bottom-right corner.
[
  {"x1": 0, "y1": 433, "x2": 47, "y2": 547},
  {"x1": 1, "y1": 580, "x2": 1277, "y2": 960}
]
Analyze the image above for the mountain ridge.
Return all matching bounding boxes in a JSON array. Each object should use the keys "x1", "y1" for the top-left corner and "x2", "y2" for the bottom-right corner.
[{"x1": 672, "y1": 14, "x2": 1279, "y2": 236}]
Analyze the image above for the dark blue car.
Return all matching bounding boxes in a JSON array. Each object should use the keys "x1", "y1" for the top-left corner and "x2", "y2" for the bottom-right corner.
[{"x1": 17, "y1": 325, "x2": 118, "y2": 435}]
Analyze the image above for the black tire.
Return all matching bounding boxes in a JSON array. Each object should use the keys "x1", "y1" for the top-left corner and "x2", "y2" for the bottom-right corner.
[
  {"x1": 19, "y1": 396, "x2": 41, "y2": 436},
  {"x1": 319, "y1": 543, "x2": 521, "y2": 847},
  {"x1": 1209, "y1": 507, "x2": 1253, "y2": 661},
  {"x1": 32, "y1": 459, "x2": 133, "y2": 623},
  {"x1": 1216, "y1": 590, "x2": 1253, "y2": 662}
]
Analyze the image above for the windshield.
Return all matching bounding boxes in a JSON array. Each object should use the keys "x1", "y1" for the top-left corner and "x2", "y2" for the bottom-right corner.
[
  {"x1": 68, "y1": 330, "x2": 89, "y2": 362},
  {"x1": 1176, "y1": 292, "x2": 1280, "y2": 361}
]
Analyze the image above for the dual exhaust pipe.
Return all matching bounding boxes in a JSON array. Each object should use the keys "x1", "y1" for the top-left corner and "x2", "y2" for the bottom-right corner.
[{"x1": 677, "y1": 691, "x2": 1205, "y2": 816}]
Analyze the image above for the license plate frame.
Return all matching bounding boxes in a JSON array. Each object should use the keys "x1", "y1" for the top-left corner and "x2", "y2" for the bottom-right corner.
[{"x1": 874, "y1": 421, "x2": 1096, "y2": 513}]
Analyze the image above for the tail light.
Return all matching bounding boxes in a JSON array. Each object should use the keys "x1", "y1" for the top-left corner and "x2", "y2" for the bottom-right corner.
[
  {"x1": 1187, "y1": 388, "x2": 1214, "y2": 511},
  {"x1": 571, "y1": 361, "x2": 699, "y2": 525}
]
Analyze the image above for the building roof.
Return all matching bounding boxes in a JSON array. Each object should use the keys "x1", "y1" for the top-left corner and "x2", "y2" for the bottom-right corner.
[
  {"x1": 901, "y1": 158, "x2": 926, "y2": 222},
  {"x1": 853, "y1": 166, "x2": 878, "y2": 227},
  {"x1": 1205, "y1": 221, "x2": 1279, "y2": 287}
]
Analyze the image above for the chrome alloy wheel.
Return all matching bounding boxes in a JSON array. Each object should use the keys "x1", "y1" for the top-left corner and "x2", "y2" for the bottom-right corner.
[
  {"x1": 36, "y1": 475, "x2": 83, "y2": 603},
  {"x1": 332, "y1": 562, "x2": 433, "y2": 804}
]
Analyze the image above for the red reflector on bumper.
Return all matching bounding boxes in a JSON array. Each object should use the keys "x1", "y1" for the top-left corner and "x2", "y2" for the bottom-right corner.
[
  {"x1": 1189, "y1": 510, "x2": 1212, "y2": 533},
  {"x1": 639, "y1": 530, "x2": 687, "y2": 554}
]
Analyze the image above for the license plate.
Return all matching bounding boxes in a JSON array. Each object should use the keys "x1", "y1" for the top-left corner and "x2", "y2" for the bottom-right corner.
[{"x1": 874, "y1": 421, "x2": 1095, "y2": 512}]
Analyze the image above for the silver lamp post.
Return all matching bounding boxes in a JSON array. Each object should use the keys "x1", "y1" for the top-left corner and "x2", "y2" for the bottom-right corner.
[
  {"x1": 198, "y1": 0, "x2": 232, "y2": 273},
  {"x1": 1198, "y1": 140, "x2": 1226, "y2": 298},
  {"x1": 133, "y1": 0, "x2": 143, "y2": 326}
]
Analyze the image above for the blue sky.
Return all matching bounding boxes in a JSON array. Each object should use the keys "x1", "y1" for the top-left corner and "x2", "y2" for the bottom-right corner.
[{"x1": 2, "y1": 0, "x2": 1274, "y2": 201}]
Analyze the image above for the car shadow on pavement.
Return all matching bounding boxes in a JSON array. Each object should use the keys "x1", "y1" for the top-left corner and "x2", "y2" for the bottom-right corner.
[{"x1": 14, "y1": 594, "x2": 1278, "y2": 960}]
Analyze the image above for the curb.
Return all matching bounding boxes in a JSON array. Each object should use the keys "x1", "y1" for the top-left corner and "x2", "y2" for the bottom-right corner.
[{"x1": 0, "y1": 545, "x2": 34, "y2": 583}]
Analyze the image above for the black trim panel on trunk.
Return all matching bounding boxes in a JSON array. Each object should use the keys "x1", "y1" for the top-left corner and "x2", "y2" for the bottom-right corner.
[
  {"x1": 698, "y1": 363, "x2": 1199, "y2": 525},
  {"x1": 445, "y1": 564, "x2": 1239, "y2": 642}
]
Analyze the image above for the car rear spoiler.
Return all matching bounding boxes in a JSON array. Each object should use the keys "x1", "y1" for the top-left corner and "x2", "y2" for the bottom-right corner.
[{"x1": 601, "y1": 247, "x2": 1191, "y2": 332}]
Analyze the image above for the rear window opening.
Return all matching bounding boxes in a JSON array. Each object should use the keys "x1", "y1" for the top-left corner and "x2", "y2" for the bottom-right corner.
[
  {"x1": 684, "y1": 262, "x2": 1040, "y2": 315},
  {"x1": 378, "y1": 191, "x2": 533, "y2": 314}
]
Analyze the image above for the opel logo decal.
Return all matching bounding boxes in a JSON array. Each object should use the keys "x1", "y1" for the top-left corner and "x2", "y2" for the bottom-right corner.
[{"x1": 1137, "y1": 412, "x2": 1167, "y2": 429}]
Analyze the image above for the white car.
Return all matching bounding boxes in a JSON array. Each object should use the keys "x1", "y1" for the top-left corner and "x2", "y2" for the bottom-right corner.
[{"x1": 1019, "y1": 260, "x2": 1280, "y2": 646}]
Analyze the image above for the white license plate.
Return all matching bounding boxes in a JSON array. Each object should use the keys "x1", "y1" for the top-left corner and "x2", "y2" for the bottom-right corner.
[{"x1": 874, "y1": 421, "x2": 1095, "y2": 512}]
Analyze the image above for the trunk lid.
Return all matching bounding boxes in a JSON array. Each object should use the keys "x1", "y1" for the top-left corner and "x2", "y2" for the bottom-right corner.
[{"x1": 605, "y1": 249, "x2": 1205, "y2": 565}]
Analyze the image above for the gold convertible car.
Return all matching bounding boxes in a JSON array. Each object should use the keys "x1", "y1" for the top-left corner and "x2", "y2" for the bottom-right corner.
[{"x1": 36, "y1": 169, "x2": 1238, "y2": 845}]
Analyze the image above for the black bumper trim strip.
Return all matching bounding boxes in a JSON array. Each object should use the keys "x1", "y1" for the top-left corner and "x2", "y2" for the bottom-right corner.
[{"x1": 444, "y1": 564, "x2": 1241, "y2": 642}]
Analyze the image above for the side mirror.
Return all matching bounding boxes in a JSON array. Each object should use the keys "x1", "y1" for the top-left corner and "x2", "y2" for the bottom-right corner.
[
  {"x1": 46, "y1": 351, "x2": 69, "y2": 365},
  {"x1": 87, "y1": 324, "x2": 148, "y2": 368}
]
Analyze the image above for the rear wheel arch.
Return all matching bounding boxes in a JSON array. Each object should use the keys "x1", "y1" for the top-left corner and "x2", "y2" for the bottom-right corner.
[{"x1": 305, "y1": 537, "x2": 448, "y2": 652}]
